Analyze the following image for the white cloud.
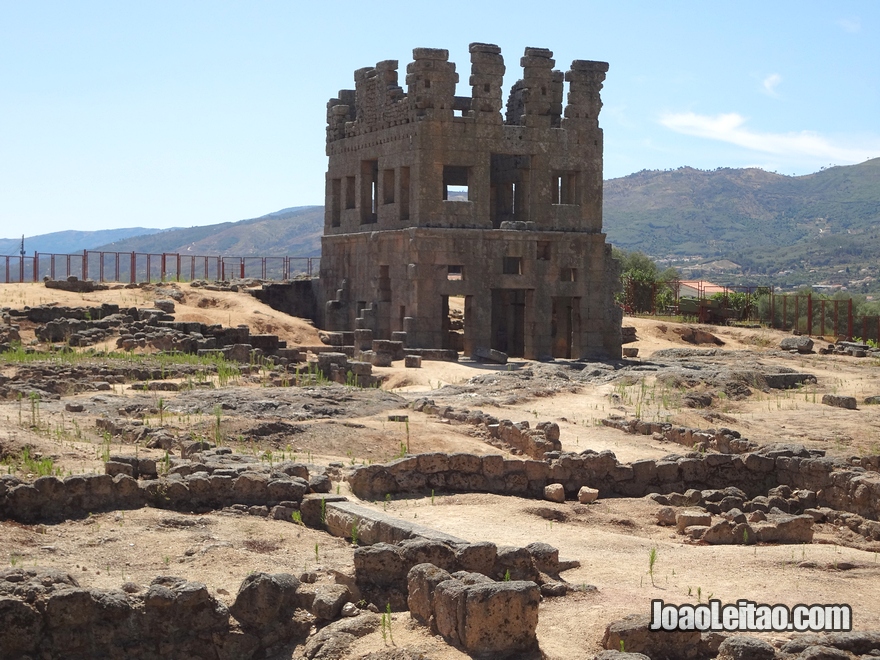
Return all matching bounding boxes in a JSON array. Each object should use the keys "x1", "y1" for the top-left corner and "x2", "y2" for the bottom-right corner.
[
  {"x1": 762, "y1": 73, "x2": 782, "y2": 98},
  {"x1": 837, "y1": 17, "x2": 861, "y2": 33},
  {"x1": 659, "y1": 112, "x2": 877, "y2": 164}
]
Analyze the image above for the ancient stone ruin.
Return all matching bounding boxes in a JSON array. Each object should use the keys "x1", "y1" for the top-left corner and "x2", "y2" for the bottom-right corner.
[{"x1": 319, "y1": 44, "x2": 622, "y2": 360}]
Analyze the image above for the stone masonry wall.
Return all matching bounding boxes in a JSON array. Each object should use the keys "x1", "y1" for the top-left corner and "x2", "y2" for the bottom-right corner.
[
  {"x1": 0, "y1": 567, "x2": 360, "y2": 660},
  {"x1": 321, "y1": 44, "x2": 622, "y2": 360},
  {"x1": 347, "y1": 447, "x2": 880, "y2": 522}
]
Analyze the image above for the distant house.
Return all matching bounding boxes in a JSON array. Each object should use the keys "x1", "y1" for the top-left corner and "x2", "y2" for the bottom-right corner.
[{"x1": 678, "y1": 280, "x2": 728, "y2": 299}]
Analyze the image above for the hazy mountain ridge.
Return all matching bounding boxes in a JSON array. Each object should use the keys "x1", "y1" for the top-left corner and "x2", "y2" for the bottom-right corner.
[
  {"x1": 92, "y1": 206, "x2": 324, "y2": 257},
  {"x1": 0, "y1": 228, "x2": 169, "y2": 257}
]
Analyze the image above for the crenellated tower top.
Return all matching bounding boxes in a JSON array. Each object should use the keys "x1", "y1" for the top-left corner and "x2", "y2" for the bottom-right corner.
[{"x1": 325, "y1": 44, "x2": 607, "y2": 144}]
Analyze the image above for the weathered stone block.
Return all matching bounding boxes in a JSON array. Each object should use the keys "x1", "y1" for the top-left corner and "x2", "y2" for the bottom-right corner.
[
  {"x1": 407, "y1": 563, "x2": 452, "y2": 628},
  {"x1": 544, "y1": 483, "x2": 565, "y2": 502},
  {"x1": 578, "y1": 486, "x2": 599, "y2": 503},
  {"x1": 676, "y1": 509, "x2": 711, "y2": 532}
]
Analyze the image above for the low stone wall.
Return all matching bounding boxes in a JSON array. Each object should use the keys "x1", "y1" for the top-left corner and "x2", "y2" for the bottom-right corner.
[
  {"x1": 295, "y1": 495, "x2": 572, "y2": 612},
  {"x1": 410, "y1": 398, "x2": 561, "y2": 458},
  {"x1": 0, "y1": 567, "x2": 363, "y2": 660},
  {"x1": 353, "y1": 535, "x2": 567, "y2": 611},
  {"x1": 601, "y1": 417, "x2": 758, "y2": 454},
  {"x1": 346, "y1": 446, "x2": 880, "y2": 523},
  {"x1": 320, "y1": 497, "x2": 465, "y2": 546},
  {"x1": 0, "y1": 449, "x2": 315, "y2": 524}
]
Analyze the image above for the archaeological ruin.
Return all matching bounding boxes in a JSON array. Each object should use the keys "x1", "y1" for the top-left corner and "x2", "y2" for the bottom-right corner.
[{"x1": 319, "y1": 44, "x2": 622, "y2": 360}]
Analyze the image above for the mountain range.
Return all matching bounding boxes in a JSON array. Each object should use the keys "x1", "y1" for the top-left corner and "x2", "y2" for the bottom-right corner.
[
  {"x1": 90, "y1": 206, "x2": 323, "y2": 257},
  {"x1": 4, "y1": 159, "x2": 878, "y2": 291},
  {"x1": 0, "y1": 228, "x2": 167, "y2": 257},
  {"x1": 603, "y1": 157, "x2": 880, "y2": 288}
]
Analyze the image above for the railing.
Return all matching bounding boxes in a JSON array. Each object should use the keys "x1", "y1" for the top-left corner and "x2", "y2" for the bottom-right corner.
[
  {"x1": 621, "y1": 278, "x2": 878, "y2": 342},
  {"x1": 1, "y1": 251, "x2": 319, "y2": 284},
  {"x1": 764, "y1": 293, "x2": 875, "y2": 342}
]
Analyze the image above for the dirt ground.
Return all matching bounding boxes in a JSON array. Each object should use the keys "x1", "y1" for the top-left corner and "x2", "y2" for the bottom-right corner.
[{"x1": 3, "y1": 283, "x2": 880, "y2": 658}]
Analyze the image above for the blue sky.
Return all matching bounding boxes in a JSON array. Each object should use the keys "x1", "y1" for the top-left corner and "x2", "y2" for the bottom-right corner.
[{"x1": 1, "y1": 1, "x2": 878, "y2": 237}]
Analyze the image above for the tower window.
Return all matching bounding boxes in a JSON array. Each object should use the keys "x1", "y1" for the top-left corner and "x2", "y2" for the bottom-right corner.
[{"x1": 443, "y1": 165, "x2": 470, "y2": 201}]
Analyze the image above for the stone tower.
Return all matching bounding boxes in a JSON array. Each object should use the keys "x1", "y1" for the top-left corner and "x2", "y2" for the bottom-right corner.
[{"x1": 320, "y1": 44, "x2": 621, "y2": 359}]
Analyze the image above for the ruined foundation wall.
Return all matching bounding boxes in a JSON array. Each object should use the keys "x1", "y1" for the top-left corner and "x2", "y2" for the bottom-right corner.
[{"x1": 347, "y1": 449, "x2": 880, "y2": 524}]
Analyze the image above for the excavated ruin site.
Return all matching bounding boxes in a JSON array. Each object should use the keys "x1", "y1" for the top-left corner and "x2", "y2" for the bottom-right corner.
[
  {"x1": 3, "y1": 42, "x2": 880, "y2": 660},
  {"x1": 2, "y1": 280, "x2": 880, "y2": 659}
]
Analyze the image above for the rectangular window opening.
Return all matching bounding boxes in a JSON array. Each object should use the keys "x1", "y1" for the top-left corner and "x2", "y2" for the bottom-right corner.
[
  {"x1": 537, "y1": 241, "x2": 551, "y2": 261},
  {"x1": 502, "y1": 257, "x2": 523, "y2": 275},
  {"x1": 443, "y1": 165, "x2": 470, "y2": 202},
  {"x1": 561, "y1": 267, "x2": 577, "y2": 282},
  {"x1": 360, "y1": 160, "x2": 378, "y2": 224},
  {"x1": 382, "y1": 169, "x2": 395, "y2": 205},
  {"x1": 399, "y1": 166, "x2": 410, "y2": 221},
  {"x1": 553, "y1": 171, "x2": 578, "y2": 205},
  {"x1": 447, "y1": 265, "x2": 463, "y2": 281},
  {"x1": 330, "y1": 178, "x2": 341, "y2": 227},
  {"x1": 490, "y1": 154, "x2": 530, "y2": 227}
]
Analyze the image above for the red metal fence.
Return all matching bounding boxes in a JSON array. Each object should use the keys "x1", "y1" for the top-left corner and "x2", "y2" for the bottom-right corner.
[
  {"x1": 1, "y1": 251, "x2": 318, "y2": 284},
  {"x1": 621, "y1": 278, "x2": 879, "y2": 343},
  {"x1": 764, "y1": 293, "x2": 880, "y2": 342}
]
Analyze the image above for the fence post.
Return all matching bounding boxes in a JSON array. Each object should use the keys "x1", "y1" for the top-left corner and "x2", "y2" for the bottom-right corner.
[
  {"x1": 807, "y1": 294, "x2": 812, "y2": 336},
  {"x1": 240, "y1": 259, "x2": 245, "y2": 279},
  {"x1": 130, "y1": 253, "x2": 136, "y2": 284},
  {"x1": 33, "y1": 252, "x2": 39, "y2": 282},
  {"x1": 848, "y1": 299, "x2": 853, "y2": 340},
  {"x1": 82, "y1": 250, "x2": 88, "y2": 280},
  {"x1": 176, "y1": 254, "x2": 181, "y2": 282}
]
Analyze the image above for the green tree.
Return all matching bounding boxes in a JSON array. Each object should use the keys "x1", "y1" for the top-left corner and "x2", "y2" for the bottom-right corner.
[{"x1": 613, "y1": 248, "x2": 679, "y2": 314}]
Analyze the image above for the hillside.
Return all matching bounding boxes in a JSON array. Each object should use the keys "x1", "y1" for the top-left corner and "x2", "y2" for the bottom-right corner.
[
  {"x1": 93, "y1": 206, "x2": 323, "y2": 257},
  {"x1": 602, "y1": 158, "x2": 880, "y2": 289},
  {"x1": 0, "y1": 228, "x2": 167, "y2": 257}
]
